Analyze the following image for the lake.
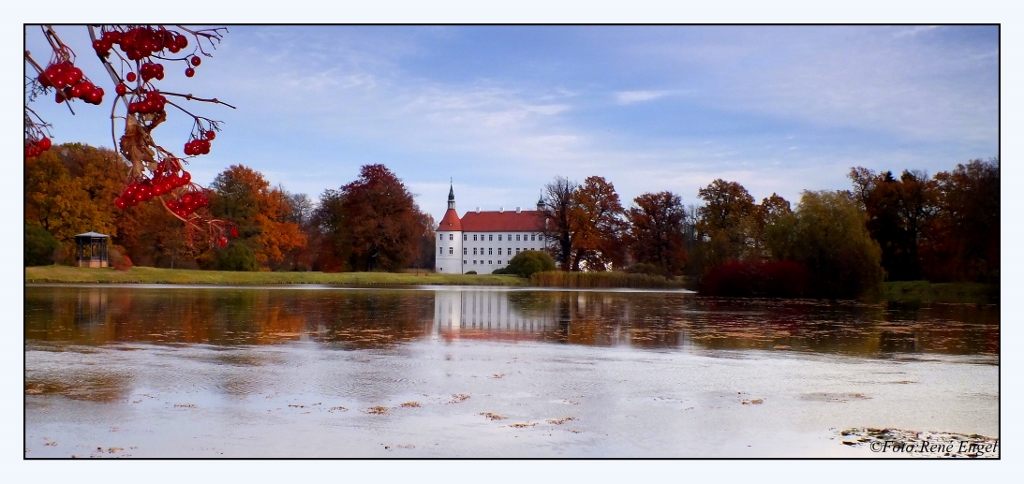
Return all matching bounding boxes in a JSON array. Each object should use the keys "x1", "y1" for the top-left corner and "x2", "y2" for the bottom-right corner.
[{"x1": 24, "y1": 284, "x2": 999, "y2": 458}]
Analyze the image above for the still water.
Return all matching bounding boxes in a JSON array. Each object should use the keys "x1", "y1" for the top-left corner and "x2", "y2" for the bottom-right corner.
[{"x1": 25, "y1": 284, "x2": 999, "y2": 457}]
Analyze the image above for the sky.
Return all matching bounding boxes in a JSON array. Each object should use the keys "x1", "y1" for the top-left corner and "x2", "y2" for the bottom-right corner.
[{"x1": 23, "y1": 25, "x2": 998, "y2": 223}]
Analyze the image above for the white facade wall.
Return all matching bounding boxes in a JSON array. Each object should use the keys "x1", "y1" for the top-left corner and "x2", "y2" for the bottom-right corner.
[
  {"x1": 462, "y1": 230, "x2": 546, "y2": 274},
  {"x1": 433, "y1": 290, "x2": 556, "y2": 333},
  {"x1": 435, "y1": 230, "x2": 464, "y2": 274}
]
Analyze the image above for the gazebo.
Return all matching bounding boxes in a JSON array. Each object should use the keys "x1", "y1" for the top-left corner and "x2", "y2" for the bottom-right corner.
[{"x1": 75, "y1": 232, "x2": 110, "y2": 268}]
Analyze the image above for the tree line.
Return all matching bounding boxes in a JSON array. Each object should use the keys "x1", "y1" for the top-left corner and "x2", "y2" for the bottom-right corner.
[
  {"x1": 26, "y1": 142, "x2": 998, "y2": 298},
  {"x1": 539, "y1": 158, "x2": 998, "y2": 298},
  {"x1": 25, "y1": 143, "x2": 436, "y2": 272}
]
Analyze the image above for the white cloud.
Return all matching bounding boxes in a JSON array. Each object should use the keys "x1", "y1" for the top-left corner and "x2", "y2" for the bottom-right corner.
[{"x1": 615, "y1": 90, "x2": 672, "y2": 105}]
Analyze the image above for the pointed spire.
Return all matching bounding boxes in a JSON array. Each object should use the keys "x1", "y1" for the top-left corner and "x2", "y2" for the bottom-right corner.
[
  {"x1": 537, "y1": 190, "x2": 545, "y2": 211},
  {"x1": 447, "y1": 179, "x2": 456, "y2": 210}
]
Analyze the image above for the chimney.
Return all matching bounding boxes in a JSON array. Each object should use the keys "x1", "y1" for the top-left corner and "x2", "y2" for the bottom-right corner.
[
  {"x1": 499, "y1": 207, "x2": 504, "y2": 213},
  {"x1": 516, "y1": 207, "x2": 521, "y2": 214},
  {"x1": 476, "y1": 207, "x2": 480, "y2": 213}
]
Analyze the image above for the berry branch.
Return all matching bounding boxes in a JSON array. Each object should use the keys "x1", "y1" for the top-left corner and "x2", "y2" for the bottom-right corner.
[{"x1": 25, "y1": 24, "x2": 238, "y2": 249}]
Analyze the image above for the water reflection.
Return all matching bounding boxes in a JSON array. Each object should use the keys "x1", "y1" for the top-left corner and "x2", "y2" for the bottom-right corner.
[{"x1": 25, "y1": 285, "x2": 998, "y2": 357}]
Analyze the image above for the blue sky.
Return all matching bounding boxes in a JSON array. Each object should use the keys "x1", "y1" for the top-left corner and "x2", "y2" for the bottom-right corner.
[{"x1": 24, "y1": 25, "x2": 998, "y2": 222}]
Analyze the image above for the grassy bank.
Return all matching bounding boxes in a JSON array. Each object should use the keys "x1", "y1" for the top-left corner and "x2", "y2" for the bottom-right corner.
[
  {"x1": 24, "y1": 265, "x2": 527, "y2": 286},
  {"x1": 882, "y1": 281, "x2": 998, "y2": 304},
  {"x1": 529, "y1": 271, "x2": 689, "y2": 289}
]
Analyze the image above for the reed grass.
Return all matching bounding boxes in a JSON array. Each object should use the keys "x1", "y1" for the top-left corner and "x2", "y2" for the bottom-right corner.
[
  {"x1": 24, "y1": 265, "x2": 528, "y2": 286},
  {"x1": 528, "y1": 270, "x2": 689, "y2": 289}
]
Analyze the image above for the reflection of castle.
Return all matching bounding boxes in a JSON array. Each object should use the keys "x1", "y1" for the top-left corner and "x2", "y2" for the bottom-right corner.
[{"x1": 433, "y1": 290, "x2": 557, "y2": 335}]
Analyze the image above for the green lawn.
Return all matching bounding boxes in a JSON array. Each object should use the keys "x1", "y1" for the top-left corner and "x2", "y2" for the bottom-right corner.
[
  {"x1": 882, "y1": 280, "x2": 998, "y2": 304},
  {"x1": 24, "y1": 265, "x2": 528, "y2": 286}
]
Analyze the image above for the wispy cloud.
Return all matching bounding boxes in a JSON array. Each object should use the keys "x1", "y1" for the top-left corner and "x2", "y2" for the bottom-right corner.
[
  {"x1": 893, "y1": 26, "x2": 939, "y2": 38},
  {"x1": 615, "y1": 90, "x2": 675, "y2": 105}
]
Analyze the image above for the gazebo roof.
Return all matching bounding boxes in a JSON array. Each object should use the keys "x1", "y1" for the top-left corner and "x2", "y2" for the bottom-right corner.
[{"x1": 75, "y1": 232, "x2": 110, "y2": 238}]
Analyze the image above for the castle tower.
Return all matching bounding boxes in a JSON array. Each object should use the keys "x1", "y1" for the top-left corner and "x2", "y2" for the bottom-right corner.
[{"x1": 435, "y1": 181, "x2": 464, "y2": 274}]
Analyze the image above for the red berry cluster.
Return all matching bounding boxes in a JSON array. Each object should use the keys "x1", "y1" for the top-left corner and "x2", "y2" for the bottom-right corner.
[
  {"x1": 25, "y1": 136, "x2": 52, "y2": 158},
  {"x1": 38, "y1": 61, "x2": 104, "y2": 105},
  {"x1": 139, "y1": 62, "x2": 165, "y2": 81},
  {"x1": 93, "y1": 27, "x2": 189, "y2": 61},
  {"x1": 184, "y1": 130, "x2": 216, "y2": 156},
  {"x1": 126, "y1": 90, "x2": 167, "y2": 114},
  {"x1": 165, "y1": 190, "x2": 211, "y2": 219},
  {"x1": 114, "y1": 159, "x2": 193, "y2": 209}
]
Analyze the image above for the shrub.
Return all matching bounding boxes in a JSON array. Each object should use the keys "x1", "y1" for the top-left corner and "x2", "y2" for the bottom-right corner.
[
  {"x1": 507, "y1": 250, "x2": 556, "y2": 278},
  {"x1": 25, "y1": 224, "x2": 59, "y2": 266},
  {"x1": 699, "y1": 260, "x2": 810, "y2": 298},
  {"x1": 625, "y1": 262, "x2": 668, "y2": 277},
  {"x1": 465, "y1": 270, "x2": 477, "y2": 275},
  {"x1": 110, "y1": 248, "x2": 133, "y2": 271},
  {"x1": 215, "y1": 243, "x2": 258, "y2": 271}
]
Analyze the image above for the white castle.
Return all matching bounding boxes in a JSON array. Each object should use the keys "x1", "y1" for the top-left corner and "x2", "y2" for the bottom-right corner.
[{"x1": 435, "y1": 183, "x2": 549, "y2": 274}]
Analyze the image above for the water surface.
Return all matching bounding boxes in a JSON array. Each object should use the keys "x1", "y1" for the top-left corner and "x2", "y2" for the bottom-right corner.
[{"x1": 25, "y1": 284, "x2": 999, "y2": 457}]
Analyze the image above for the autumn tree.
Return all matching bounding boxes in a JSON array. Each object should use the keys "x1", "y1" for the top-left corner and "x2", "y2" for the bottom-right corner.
[
  {"x1": 927, "y1": 159, "x2": 999, "y2": 282},
  {"x1": 767, "y1": 190, "x2": 883, "y2": 298},
  {"x1": 848, "y1": 167, "x2": 938, "y2": 281},
  {"x1": 208, "y1": 165, "x2": 306, "y2": 269},
  {"x1": 696, "y1": 179, "x2": 757, "y2": 265},
  {"x1": 626, "y1": 191, "x2": 687, "y2": 276},
  {"x1": 314, "y1": 164, "x2": 428, "y2": 272},
  {"x1": 567, "y1": 176, "x2": 627, "y2": 271},
  {"x1": 25, "y1": 143, "x2": 125, "y2": 261},
  {"x1": 541, "y1": 176, "x2": 578, "y2": 270}
]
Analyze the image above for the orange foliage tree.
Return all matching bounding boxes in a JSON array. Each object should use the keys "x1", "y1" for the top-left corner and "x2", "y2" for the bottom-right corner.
[{"x1": 208, "y1": 165, "x2": 307, "y2": 269}]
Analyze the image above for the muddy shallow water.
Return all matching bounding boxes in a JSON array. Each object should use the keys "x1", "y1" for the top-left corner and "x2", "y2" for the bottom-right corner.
[{"x1": 24, "y1": 285, "x2": 999, "y2": 458}]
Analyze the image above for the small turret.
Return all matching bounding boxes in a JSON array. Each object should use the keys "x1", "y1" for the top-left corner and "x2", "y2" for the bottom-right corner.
[{"x1": 536, "y1": 190, "x2": 545, "y2": 212}]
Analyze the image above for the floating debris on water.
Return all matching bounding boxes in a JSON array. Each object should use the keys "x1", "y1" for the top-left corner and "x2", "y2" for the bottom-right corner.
[
  {"x1": 837, "y1": 428, "x2": 999, "y2": 458},
  {"x1": 509, "y1": 422, "x2": 536, "y2": 428},
  {"x1": 479, "y1": 412, "x2": 506, "y2": 420},
  {"x1": 400, "y1": 401, "x2": 421, "y2": 408},
  {"x1": 449, "y1": 394, "x2": 470, "y2": 404},
  {"x1": 364, "y1": 406, "x2": 389, "y2": 415},
  {"x1": 741, "y1": 398, "x2": 764, "y2": 405}
]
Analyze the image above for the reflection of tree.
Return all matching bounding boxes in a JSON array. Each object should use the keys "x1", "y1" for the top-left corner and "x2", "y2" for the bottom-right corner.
[{"x1": 25, "y1": 287, "x2": 1000, "y2": 357}]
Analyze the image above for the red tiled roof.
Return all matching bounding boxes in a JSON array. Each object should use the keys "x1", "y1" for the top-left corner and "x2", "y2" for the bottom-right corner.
[
  {"x1": 460, "y1": 210, "x2": 545, "y2": 232},
  {"x1": 437, "y1": 208, "x2": 462, "y2": 231}
]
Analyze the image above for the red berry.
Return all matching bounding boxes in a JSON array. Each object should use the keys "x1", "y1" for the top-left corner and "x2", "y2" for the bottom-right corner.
[
  {"x1": 38, "y1": 137, "x2": 51, "y2": 150},
  {"x1": 126, "y1": 72, "x2": 137, "y2": 82},
  {"x1": 181, "y1": 171, "x2": 191, "y2": 183},
  {"x1": 185, "y1": 67, "x2": 195, "y2": 78},
  {"x1": 190, "y1": 56, "x2": 201, "y2": 67},
  {"x1": 217, "y1": 237, "x2": 228, "y2": 248},
  {"x1": 114, "y1": 198, "x2": 127, "y2": 209},
  {"x1": 204, "y1": 130, "x2": 215, "y2": 140},
  {"x1": 230, "y1": 226, "x2": 239, "y2": 238},
  {"x1": 115, "y1": 83, "x2": 127, "y2": 96}
]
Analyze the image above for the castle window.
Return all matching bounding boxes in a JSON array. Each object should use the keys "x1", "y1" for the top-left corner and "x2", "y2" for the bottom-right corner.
[
  {"x1": 439, "y1": 234, "x2": 443, "y2": 240},
  {"x1": 498, "y1": 235, "x2": 503, "y2": 241},
  {"x1": 464, "y1": 260, "x2": 467, "y2": 264},
  {"x1": 516, "y1": 248, "x2": 520, "y2": 254},
  {"x1": 439, "y1": 247, "x2": 443, "y2": 255},
  {"x1": 516, "y1": 234, "x2": 521, "y2": 241},
  {"x1": 531, "y1": 234, "x2": 536, "y2": 241},
  {"x1": 498, "y1": 260, "x2": 502, "y2": 265},
  {"x1": 463, "y1": 234, "x2": 467, "y2": 241},
  {"x1": 489, "y1": 235, "x2": 493, "y2": 241},
  {"x1": 498, "y1": 248, "x2": 502, "y2": 255},
  {"x1": 488, "y1": 260, "x2": 492, "y2": 265},
  {"x1": 473, "y1": 235, "x2": 478, "y2": 241},
  {"x1": 463, "y1": 248, "x2": 467, "y2": 255},
  {"x1": 473, "y1": 248, "x2": 477, "y2": 255},
  {"x1": 449, "y1": 247, "x2": 453, "y2": 255},
  {"x1": 507, "y1": 234, "x2": 511, "y2": 240},
  {"x1": 507, "y1": 247, "x2": 511, "y2": 254},
  {"x1": 488, "y1": 248, "x2": 493, "y2": 255},
  {"x1": 449, "y1": 234, "x2": 453, "y2": 241}
]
